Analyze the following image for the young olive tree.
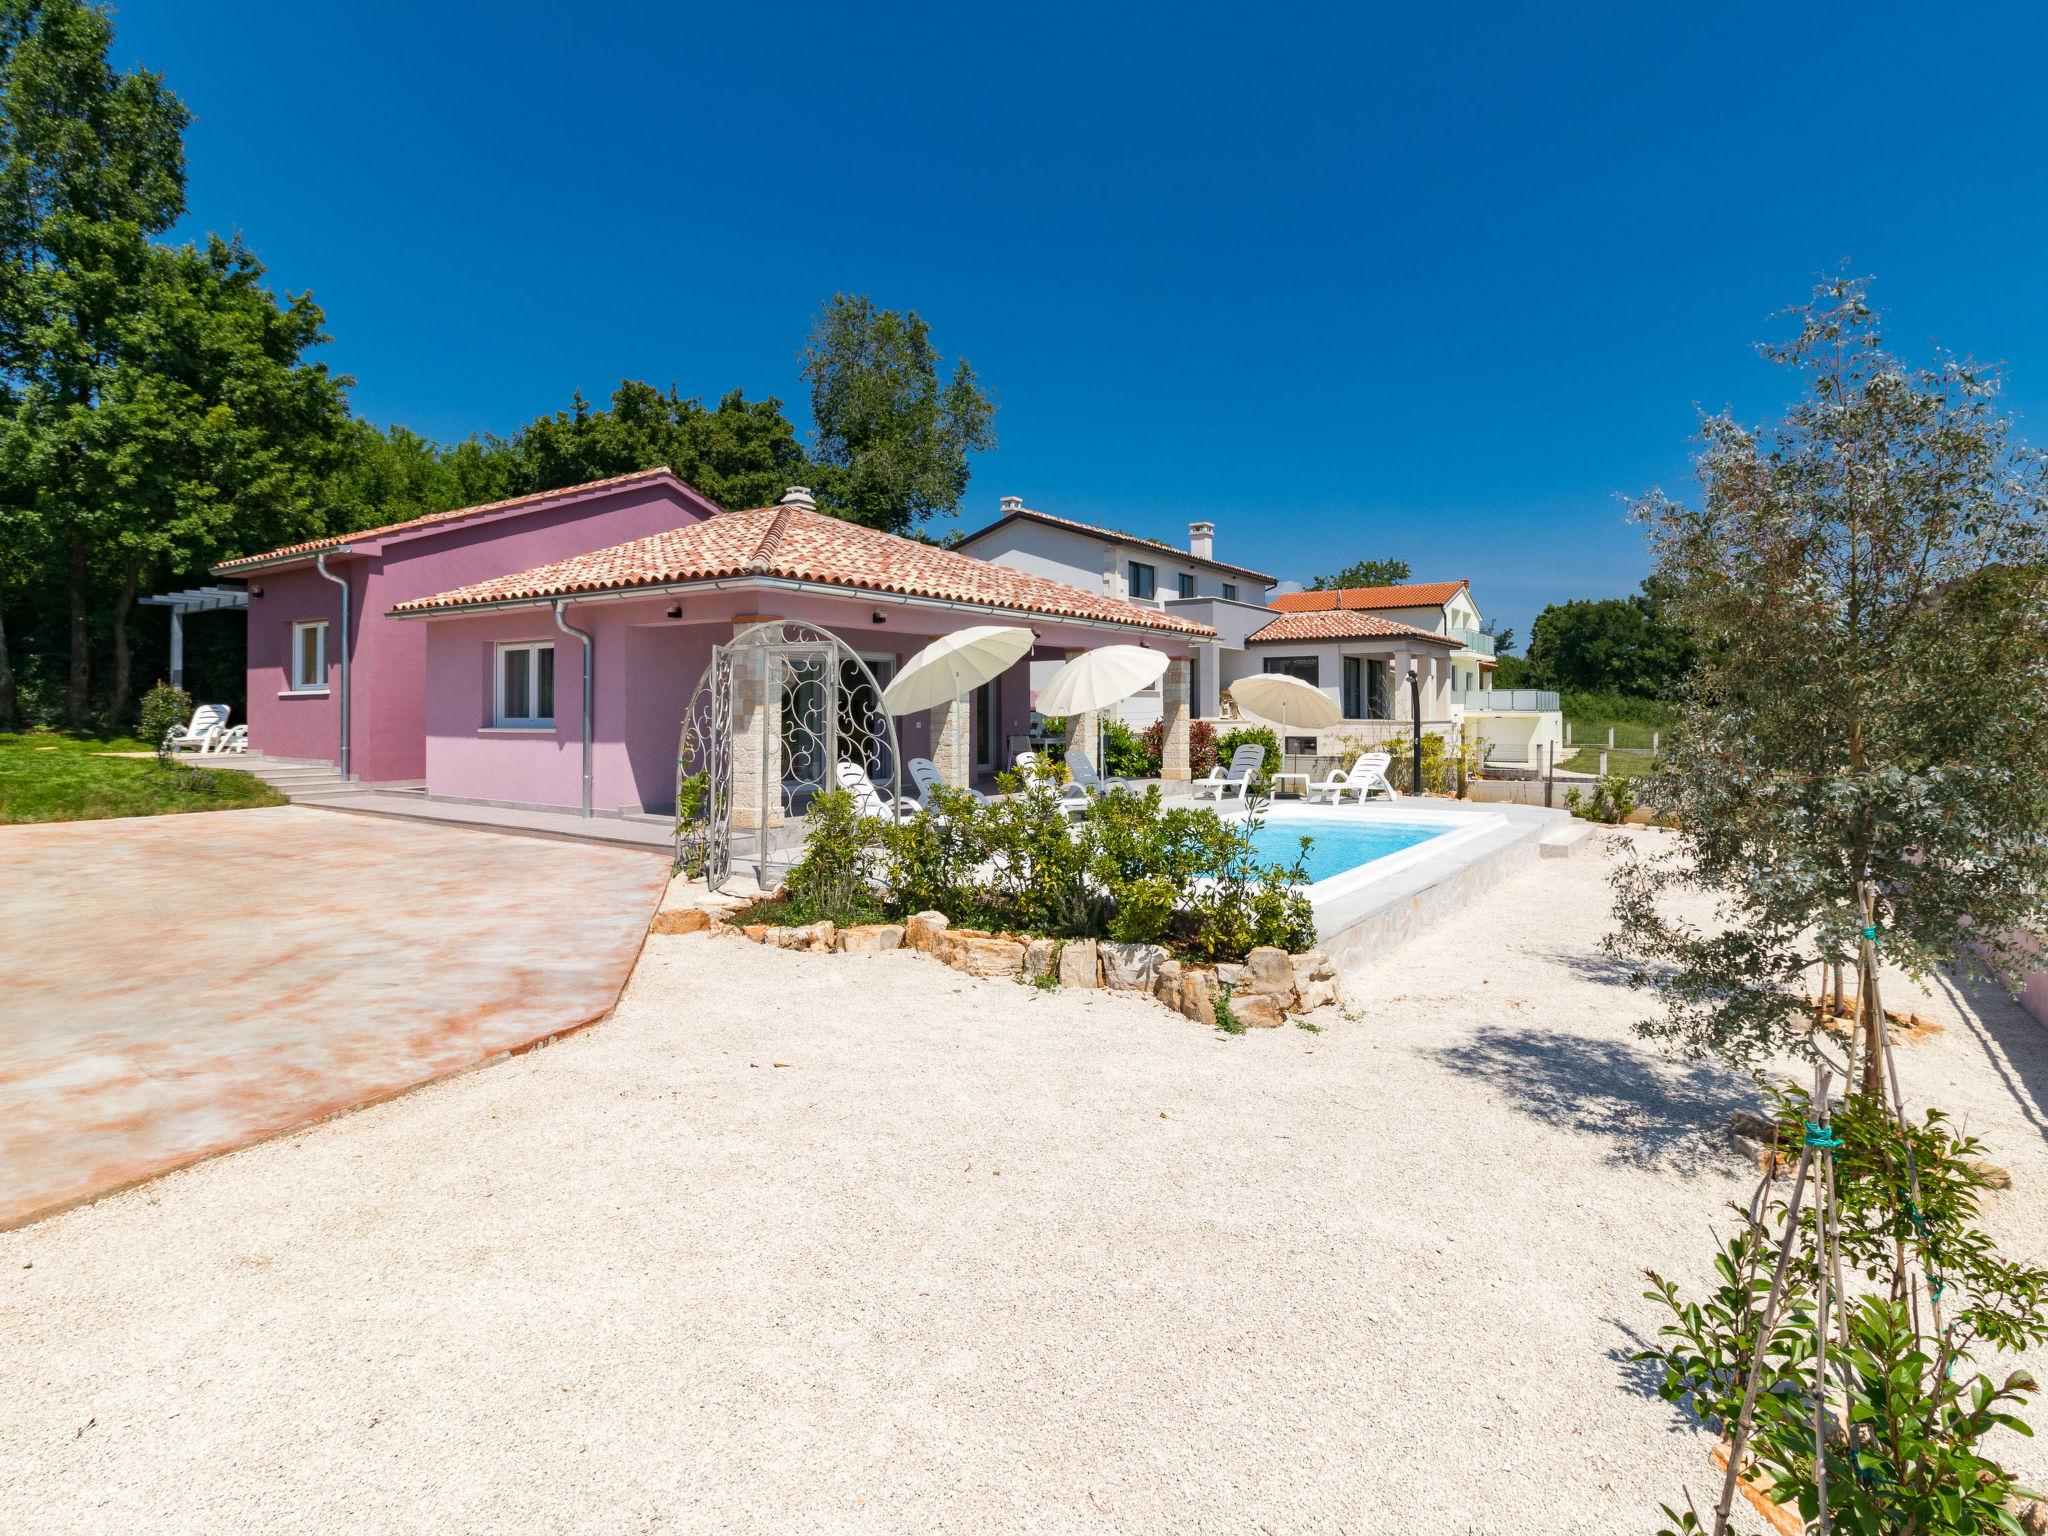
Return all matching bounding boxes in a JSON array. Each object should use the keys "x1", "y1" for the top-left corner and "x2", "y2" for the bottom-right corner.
[{"x1": 1608, "y1": 277, "x2": 2048, "y2": 1075}]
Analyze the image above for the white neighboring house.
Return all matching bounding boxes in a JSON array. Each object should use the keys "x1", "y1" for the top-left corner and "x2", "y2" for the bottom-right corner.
[
  {"x1": 953, "y1": 498, "x2": 1280, "y2": 729},
  {"x1": 1252, "y1": 581, "x2": 1563, "y2": 767}
]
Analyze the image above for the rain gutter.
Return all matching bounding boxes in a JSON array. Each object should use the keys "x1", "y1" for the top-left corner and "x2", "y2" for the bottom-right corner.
[
  {"x1": 313, "y1": 551, "x2": 351, "y2": 779},
  {"x1": 552, "y1": 599, "x2": 594, "y2": 817}
]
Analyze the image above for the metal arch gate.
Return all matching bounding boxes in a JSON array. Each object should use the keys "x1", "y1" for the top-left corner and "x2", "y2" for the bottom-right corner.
[{"x1": 675, "y1": 619, "x2": 903, "y2": 892}]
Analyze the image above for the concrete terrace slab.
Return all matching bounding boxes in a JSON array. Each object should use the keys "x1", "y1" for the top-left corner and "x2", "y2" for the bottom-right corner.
[{"x1": 0, "y1": 805, "x2": 669, "y2": 1229}]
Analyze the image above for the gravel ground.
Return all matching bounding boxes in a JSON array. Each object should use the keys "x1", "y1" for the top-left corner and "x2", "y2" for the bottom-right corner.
[{"x1": 3, "y1": 827, "x2": 2044, "y2": 1534}]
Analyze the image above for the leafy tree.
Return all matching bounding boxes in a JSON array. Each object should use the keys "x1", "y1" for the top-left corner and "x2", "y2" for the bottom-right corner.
[
  {"x1": 1523, "y1": 582, "x2": 1692, "y2": 695},
  {"x1": 1307, "y1": 555, "x2": 1410, "y2": 590},
  {"x1": 800, "y1": 294, "x2": 995, "y2": 534},
  {"x1": 326, "y1": 420, "x2": 521, "y2": 533},
  {"x1": 87, "y1": 236, "x2": 351, "y2": 722},
  {"x1": 1607, "y1": 276, "x2": 2048, "y2": 1068},
  {"x1": 515, "y1": 380, "x2": 807, "y2": 511},
  {"x1": 1478, "y1": 616, "x2": 1515, "y2": 656},
  {"x1": 0, "y1": 0, "x2": 189, "y2": 725}
]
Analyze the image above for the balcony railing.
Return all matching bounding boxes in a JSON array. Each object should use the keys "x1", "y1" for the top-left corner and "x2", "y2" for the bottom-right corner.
[
  {"x1": 1448, "y1": 626, "x2": 1496, "y2": 656},
  {"x1": 1460, "y1": 688, "x2": 1559, "y2": 712}
]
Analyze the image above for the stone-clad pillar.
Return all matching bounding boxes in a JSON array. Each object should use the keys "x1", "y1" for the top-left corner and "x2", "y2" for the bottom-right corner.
[
  {"x1": 1160, "y1": 655, "x2": 1191, "y2": 780},
  {"x1": 729, "y1": 616, "x2": 783, "y2": 831},
  {"x1": 929, "y1": 696, "x2": 970, "y2": 788},
  {"x1": 1063, "y1": 647, "x2": 1100, "y2": 773}
]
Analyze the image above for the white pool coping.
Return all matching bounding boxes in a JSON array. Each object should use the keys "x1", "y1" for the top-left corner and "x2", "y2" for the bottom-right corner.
[{"x1": 1245, "y1": 804, "x2": 1510, "y2": 904}]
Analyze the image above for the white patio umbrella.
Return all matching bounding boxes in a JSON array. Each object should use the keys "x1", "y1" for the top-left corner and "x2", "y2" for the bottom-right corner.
[
  {"x1": 1226, "y1": 672, "x2": 1340, "y2": 729},
  {"x1": 880, "y1": 625, "x2": 1036, "y2": 716},
  {"x1": 1034, "y1": 645, "x2": 1171, "y2": 767}
]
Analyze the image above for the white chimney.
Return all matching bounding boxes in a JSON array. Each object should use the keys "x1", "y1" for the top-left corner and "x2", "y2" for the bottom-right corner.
[
  {"x1": 1188, "y1": 520, "x2": 1215, "y2": 562},
  {"x1": 780, "y1": 486, "x2": 816, "y2": 511},
  {"x1": 1000, "y1": 495, "x2": 1025, "y2": 513}
]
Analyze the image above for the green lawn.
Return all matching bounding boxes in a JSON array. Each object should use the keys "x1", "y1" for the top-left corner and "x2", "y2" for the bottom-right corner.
[
  {"x1": 1559, "y1": 745, "x2": 1657, "y2": 780},
  {"x1": 0, "y1": 732, "x2": 287, "y2": 824}
]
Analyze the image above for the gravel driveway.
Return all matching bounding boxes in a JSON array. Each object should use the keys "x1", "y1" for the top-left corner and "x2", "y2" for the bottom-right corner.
[{"x1": 3, "y1": 828, "x2": 2043, "y2": 1533}]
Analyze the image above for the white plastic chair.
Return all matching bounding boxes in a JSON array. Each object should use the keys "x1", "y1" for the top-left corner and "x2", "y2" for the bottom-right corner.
[
  {"x1": 1192, "y1": 743, "x2": 1265, "y2": 802},
  {"x1": 209, "y1": 724, "x2": 249, "y2": 755},
  {"x1": 1307, "y1": 751, "x2": 1398, "y2": 804},
  {"x1": 163, "y1": 704, "x2": 230, "y2": 755}
]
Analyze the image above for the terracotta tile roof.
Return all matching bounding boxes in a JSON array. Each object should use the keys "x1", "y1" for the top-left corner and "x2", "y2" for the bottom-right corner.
[
  {"x1": 1245, "y1": 609, "x2": 1460, "y2": 645},
  {"x1": 955, "y1": 504, "x2": 1276, "y2": 585},
  {"x1": 214, "y1": 467, "x2": 690, "y2": 572},
  {"x1": 391, "y1": 501, "x2": 1218, "y2": 636},
  {"x1": 1268, "y1": 579, "x2": 1469, "y2": 613}
]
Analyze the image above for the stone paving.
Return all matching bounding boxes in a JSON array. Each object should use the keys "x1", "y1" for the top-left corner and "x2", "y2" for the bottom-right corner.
[{"x1": 0, "y1": 805, "x2": 668, "y2": 1229}]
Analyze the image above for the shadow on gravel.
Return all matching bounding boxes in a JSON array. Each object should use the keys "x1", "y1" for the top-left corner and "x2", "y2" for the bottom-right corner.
[
  {"x1": 1604, "y1": 1316, "x2": 1697, "y2": 1430},
  {"x1": 1430, "y1": 1025, "x2": 1753, "y2": 1174},
  {"x1": 1934, "y1": 972, "x2": 2048, "y2": 1143}
]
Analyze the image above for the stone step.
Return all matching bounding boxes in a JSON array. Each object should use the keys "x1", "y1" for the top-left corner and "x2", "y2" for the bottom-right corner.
[{"x1": 1538, "y1": 821, "x2": 1597, "y2": 858}]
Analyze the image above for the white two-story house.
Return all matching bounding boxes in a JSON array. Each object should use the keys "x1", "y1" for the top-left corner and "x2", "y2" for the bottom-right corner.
[{"x1": 953, "y1": 498, "x2": 1280, "y2": 727}]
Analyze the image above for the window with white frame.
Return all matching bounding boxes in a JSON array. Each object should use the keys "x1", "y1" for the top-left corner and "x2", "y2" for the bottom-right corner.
[
  {"x1": 290, "y1": 620, "x2": 327, "y2": 691},
  {"x1": 495, "y1": 641, "x2": 556, "y2": 727}
]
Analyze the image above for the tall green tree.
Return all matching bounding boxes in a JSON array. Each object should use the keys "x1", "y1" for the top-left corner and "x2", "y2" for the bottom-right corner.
[
  {"x1": 1607, "y1": 277, "x2": 2048, "y2": 1068},
  {"x1": 1523, "y1": 580, "x2": 1692, "y2": 695},
  {"x1": 515, "y1": 379, "x2": 807, "y2": 511},
  {"x1": 1307, "y1": 555, "x2": 1410, "y2": 590},
  {"x1": 88, "y1": 235, "x2": 351, "y2": 722},
  {"x1": 0, "y1": 0, "x2": 188, "y2": 726},
  {"x1": 800, "y1": 294, "x2": 995, "y2": 535}
]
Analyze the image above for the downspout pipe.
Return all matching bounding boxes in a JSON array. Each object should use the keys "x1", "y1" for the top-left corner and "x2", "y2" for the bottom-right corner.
[
  {"x1": 314, "y1": 552, "x2": 351, "y2": 780},
  {"x1": 553, "y1": 599, "x2": 594, "y2": 817}
]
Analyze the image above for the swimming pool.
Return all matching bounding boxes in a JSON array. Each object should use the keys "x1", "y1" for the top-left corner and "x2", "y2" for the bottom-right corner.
[{"x1": 1244, "y1": 814, "x2": 1453, "y2": 885}]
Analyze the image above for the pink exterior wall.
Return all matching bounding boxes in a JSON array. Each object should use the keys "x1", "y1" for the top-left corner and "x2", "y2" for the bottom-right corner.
[
  {"x1": 2015, "y1": 933, "x2": 2048, "y2": 1028},
  {"x1": 241, "y1": 480, "x2": 718, "y2": 780},
  {"x1": 414, "y1": 588, "x2": 1198, "y2": 814}
]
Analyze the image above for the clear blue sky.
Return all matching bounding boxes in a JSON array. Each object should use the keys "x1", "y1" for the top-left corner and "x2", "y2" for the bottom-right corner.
[{"x1": 118, "y1": 0, "x2": 2048, "y2": 638}]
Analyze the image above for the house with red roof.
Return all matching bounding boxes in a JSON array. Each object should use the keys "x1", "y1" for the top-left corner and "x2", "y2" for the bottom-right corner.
[{"x1": 215, "y1": 477, "x2": 1210, "y2": 817}]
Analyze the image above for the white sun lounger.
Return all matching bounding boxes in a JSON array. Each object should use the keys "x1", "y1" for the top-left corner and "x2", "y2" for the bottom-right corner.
[
  {"x1": 1307, "y1": 751, "x2": 1398, "y2": 804},
  {"x1": 1192, "y1": 743, "x2": 1266, "y2": 802},
  {"x1": 1011, "y1": 750, "x2": 1092, "y2": 817},
  {"x1": 834, "y1": 761, "x2": 922, "y2": 822},
  {"x1": 907, "y1": 756, "x2": 989, "y2": 808},
  {"x1": 164, "y1": 704, "x2": 231, "y2": 755}
]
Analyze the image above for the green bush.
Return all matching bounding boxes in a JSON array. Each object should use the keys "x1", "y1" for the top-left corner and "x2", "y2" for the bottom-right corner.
[
  {"x1": 1100, "y1": 718, "x2": 1159, "y2": 779},
  {"x1": 1142, "y1": 717, "x2": 1217, "y2": 777},
  {"x1": 781, "y1": 789, "x2": 888, "y2": 925},
  {"x1": 1372, "y1": 729, "x2": 1478, "y2": 796},
  {"x1": 139, "y1": 682, "x2": 193, "y2": 748},
  {"x1": 1642, "y1": 1088, "x2": 2048, "y2": 1535},
  {"x1": 1215, "y1": 725, "x2": 1280, "y2": 779},
  {"x1": 782, "y1": 773, "x2": 1316, "y2": 962},
  {"x1": 1563, "y1": 771, "x2": 1635, "y2": 824}
]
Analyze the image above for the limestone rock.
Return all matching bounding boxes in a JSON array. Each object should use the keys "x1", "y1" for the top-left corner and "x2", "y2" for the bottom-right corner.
[
  {"x1": 1022, "y1": 938, "x2": 1057, "y2": 982},
  {"x1": 1728, "y1": 1108, "x2": 1780, "y2": 1143},
  {"x1": 1153, "y1": 958, "x2": 1183, "y2": 1007},
  {"x1": 1059, "y1": 938, "x2": 1101, "y2": 989},
  {"x1": 741, "y1": 923, "x2": 770, "y2": 943},
  {"x1": 946, "y1": 934, "x2": 1026, "y2": 978},
  {"x1": 904, "y1": 911, "x2": 950, "y2": 953},
  {"x1": 1290, "y1": 950, "x2": 1334, "y2": 987},
  {"x1": 1970, "y1": 1159, "x2": 2014, "y2": 1191},
  {"x1": 1215, "y1": 962, "x2": 1246, "y2": 987},
  {"x1": 1295, "y1": 975, "x2": 1340, "y2": 1013},
  {"x1": 1178, "y1": 968, "x2": 1217, "y2": 1026},
  {"x1": 1101, "y1": 942, "x2": 1167, "y2": 993},
  {"x1": 651, "y1": 908, "x2": 711, "y2": 935},
  {"x1": 1231, "y1": 990, "x2": 1287, "y2": 1029},
  {"x1": 1236, "y1": 946, "x2": 1302, "y2": 1015},
  {"x1": 767, "y1": 921, "x2": 835, "y2": 952},
  {"x1": 838, "y1": 924, "x2": 905, "y2": 955}
]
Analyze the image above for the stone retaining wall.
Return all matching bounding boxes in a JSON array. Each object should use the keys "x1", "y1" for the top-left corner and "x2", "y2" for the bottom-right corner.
[{"x1": 651, "y1": 905, "x2": 1338, "y2": 1027}]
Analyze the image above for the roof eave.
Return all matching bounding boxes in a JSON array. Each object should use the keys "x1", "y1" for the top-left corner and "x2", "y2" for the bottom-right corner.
[
  {"x1": 388, "y1": 574, "x2": 1217, "y2": 640},
  {"x1": 956, "y1": 510, "x2": 1276, "y2": 586}
]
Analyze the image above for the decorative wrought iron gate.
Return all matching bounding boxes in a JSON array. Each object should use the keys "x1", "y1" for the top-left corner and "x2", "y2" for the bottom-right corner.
[{"x1": 676, "y1": 620, "x2": 902, "y2": 892}]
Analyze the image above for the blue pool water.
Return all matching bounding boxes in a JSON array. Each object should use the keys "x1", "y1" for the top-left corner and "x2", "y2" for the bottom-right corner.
[{"x1": 1244, "y1": 816, "x2": 1449, "y2": 884}]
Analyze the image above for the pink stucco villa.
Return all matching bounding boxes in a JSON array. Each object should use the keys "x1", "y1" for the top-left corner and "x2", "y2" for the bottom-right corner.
[{"x1": 216, "y1": 472, "x2": 1211, "y2": 818}]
